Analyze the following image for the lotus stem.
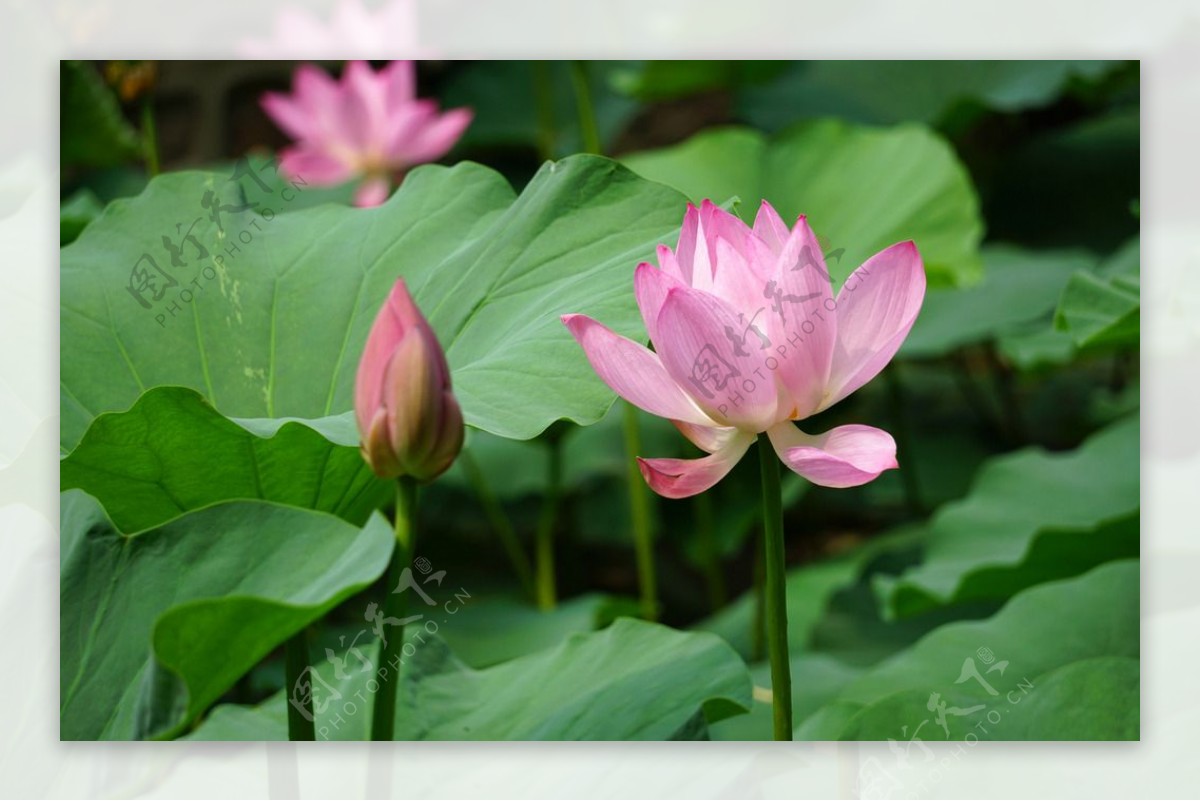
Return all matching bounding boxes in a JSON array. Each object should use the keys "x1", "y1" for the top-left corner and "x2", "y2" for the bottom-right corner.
[
  {"x1": 884, "y1": 363, "x2": 925, "y2": 516},
  {"x1": 569, "y1": 61, "x2": 602, "y2": 156},
  {"x1": 141, "y1": 97, "x2": 160, "y2": 177},
  {"x1": 751, "y1": 528, "x2": 765, "y2": 662},
  {"x1": 623, "y1": 403, "x2": 659, "y2": 621},
  {"x1": 695, "y1": 491, "x2": 727, "y2": 612},
  {"x1": 460, "y1": 449, "x2": 535, "y2": 600},
  {"x1": 758, "y1": 433, "x2": 793, "y2": 740},
  {"x1": 535, "y1": 437, "x2": 563, "y2": 611},
  {"x1": 532, "y1": 61, "x2": 556, "y2": 162},
  {"x1": 284, "y1": 630, "x2": 315, "y2": 741},
  {"x1": 985, "y1": 343, "x2": 1027, "y2": 445},
  {"x1": 370, "y1": 477, "x2": 417, "y2": 740}
]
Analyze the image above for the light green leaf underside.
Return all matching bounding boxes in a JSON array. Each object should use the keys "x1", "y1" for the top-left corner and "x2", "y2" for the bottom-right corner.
[
  {"x1": 60, "y1": 386, "x2": 388, "y2": 532},
  {"x1": 797, "y1": 560, "x2": 1139, "y2": 740},
  {"x1": 874, "y1": 414, "x2": 1138, "y2": 619},
  {"x1": 1055, "y1": 237, "x2": 1140, "y2": 348},
  {"x1": 59, "y1": 490, "x2": 393, "y2": 740},
  {"x1": 188, "y1": 618, "x2": 752, "y2": 741},
  {"x1": 436, "y1": 593, "x2": 618, "y2": 669}
]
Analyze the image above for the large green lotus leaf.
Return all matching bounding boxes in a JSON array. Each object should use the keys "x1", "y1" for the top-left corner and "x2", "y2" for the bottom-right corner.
[
  {"x1": 59, "y1": 386, "x2": 389, "y2": 532},
  {"x1": 875, "y1": 414, "x2": 1139, "y2": 619},
  {"x1": 900, "y1": 246, "x2": 1095, "y2": 359},
  {"x1": 797, "y1": 560, "x2": 1139, "y2": 740},
  {"x1": 187, "y1": 618, "x2": 752, "y2": 740},
  {"x1": 1055, "y1": 237, "x2": 1140, "y2": 348},
  {"x1": 986, "y1": 657, "x2": 1139, "y2": 739},
  {"x1": 740, "y1": 60, "x2": 1119, "y2": 131},
  {"x1": 621, "y1": 122, "x2": 983, "y2": 287},
  {"x1": 695, "y1": 525, "x2": 926, "y2": 660},
  {"x1": 59, "y1": 489, "x2": 393, "y2": 740},
  {"x1": 60, "y1": 155, "x2": 688, "y2": 451},
  {"x1": 996, "y1": 325, "x2": 1077, "y2": 370},
  {"x1": 435, "y1": 593, "x2": 619, "y2": 668}
]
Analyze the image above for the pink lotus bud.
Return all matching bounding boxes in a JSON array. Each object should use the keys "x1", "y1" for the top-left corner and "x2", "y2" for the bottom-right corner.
[{"x1": 355, "y1": 279, "x2": 464, "y2": 481}]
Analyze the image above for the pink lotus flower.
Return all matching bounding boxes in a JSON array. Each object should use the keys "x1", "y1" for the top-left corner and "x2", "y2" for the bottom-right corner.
[
  {"x1": 355, "y1": 278, "x2": 463, "y2": 481},
  {"x1": 262, "y1": 61, "x2": 472, "y2": 207},
  {"x1": 239, "y1": 0, "x2": 429, "y2": 60},
  {"x1": 562, "y1": 200, "x2": 926, "y2": 499}
]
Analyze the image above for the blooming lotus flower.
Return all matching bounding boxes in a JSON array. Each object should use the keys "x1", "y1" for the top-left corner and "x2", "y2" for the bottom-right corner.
[
  {"x1": 262, "y1": 60, "x2": 472, "y2": 207},
  {"x1": 562, "y1": 200, "x2": 926, "y2": 499},
  {"x1": 355, "y1": 279, "x2": 463, "y2": 481}
]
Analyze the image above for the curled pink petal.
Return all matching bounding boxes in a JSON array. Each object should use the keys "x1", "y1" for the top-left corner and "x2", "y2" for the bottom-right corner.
[
  {"x1": 672, "y1": 420, "x2": 742, "y2": 454},
  {"x1": 767, "y1": 422, "x2": 898, "y2": 488},
  {"x1": 656, "y1": 244, "x2": 684, "y2": 283},
  {"x1": 752, "y1": 201, "x2": 791, "y2": 254},
  {"x1": 822, "y1": 241, "x2": 926, "y2": 410},
  {"x1": 709, "y1": 227, "x2": 777, "y2": 322},
  {"x1": 654, "y1": 285, "x2": 781, "y2": 429},
  {"x1": 675, "y1": 202, "x2": 715, "y2": 290},
  {"x1": 766, "y1": 215, "x2": 838, "y2": 419},
  {"x1": 634, "y1": 262, "x2": 686, "y2": 345},
  {"x1": 702, "y1": 201, "x2": 751, "y2": 248},
  {"x1": 638, "y1": 431, "x2": 755, "y2": 499},
  {"x1": 561, "y1": 314, "x2": 713, "y2": 426}
]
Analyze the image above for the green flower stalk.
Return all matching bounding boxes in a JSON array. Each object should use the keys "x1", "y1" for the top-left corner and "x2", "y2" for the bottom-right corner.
[{"x1": 354, "y1": 277, "x2": 464, "y2": 740}]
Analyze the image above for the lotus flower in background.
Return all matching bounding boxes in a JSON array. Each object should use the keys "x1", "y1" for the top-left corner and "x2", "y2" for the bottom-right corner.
[
  {"x1": 355, "y1": 279, "x2": 463, "y2": 481},
  {"x1": 262, "y1": 60, "x2": 472, "y2": 207},
  {"x1": 239, "y1": 0, "x2": 428, "y2": 59},
  {"x1": 562, "y1": 200, "x2": 926, "y2": 498}
]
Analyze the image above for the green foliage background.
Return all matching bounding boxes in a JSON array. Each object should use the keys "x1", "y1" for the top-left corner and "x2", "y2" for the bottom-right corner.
[{"x1": 60, "y1": 59, "x2": 1139, "y2": 741}]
